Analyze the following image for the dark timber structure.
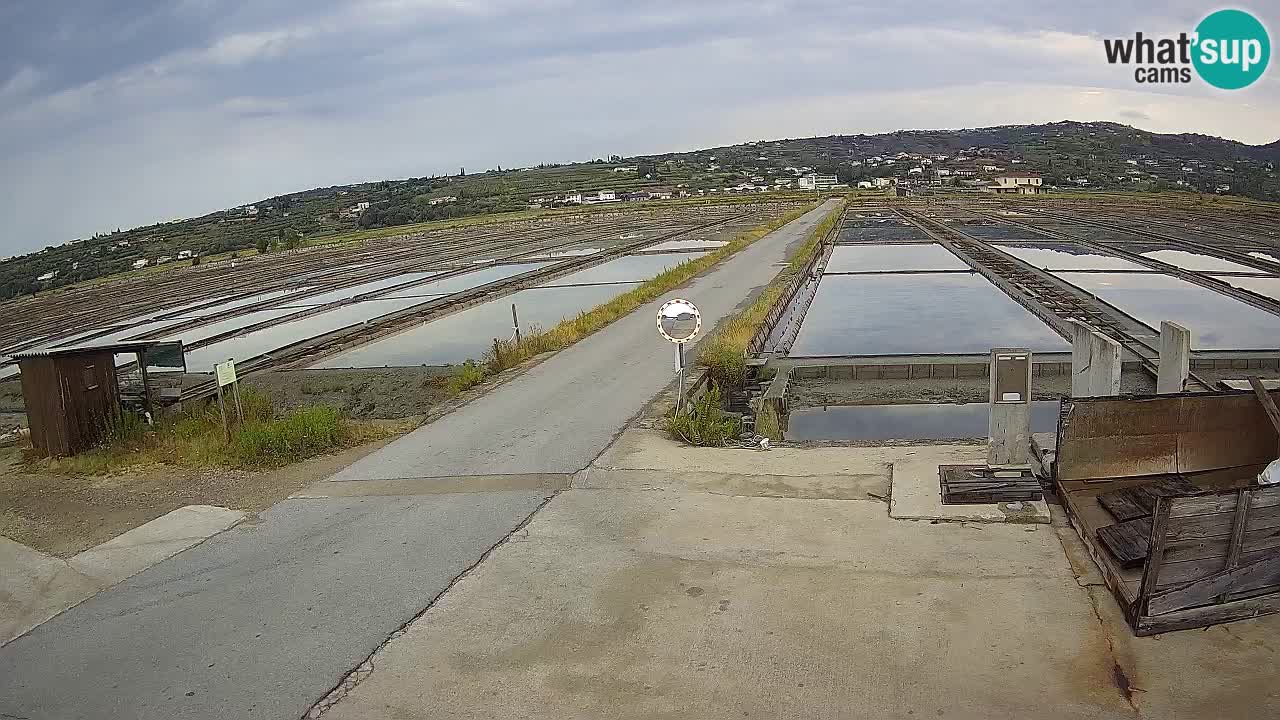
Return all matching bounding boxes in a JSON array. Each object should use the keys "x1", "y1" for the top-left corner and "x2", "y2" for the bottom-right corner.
[
  {"x1": 11, "y1": 341, "x2": 179, "y2": 457},
  {"x1": 1054, "y1": 390, "x2": 1280, "y2": 635}
]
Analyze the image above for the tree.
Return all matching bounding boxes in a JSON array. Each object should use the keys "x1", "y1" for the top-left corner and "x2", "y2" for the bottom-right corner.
[{"x1": 256, "y1": 237, "x2": 270, "y2": 254}]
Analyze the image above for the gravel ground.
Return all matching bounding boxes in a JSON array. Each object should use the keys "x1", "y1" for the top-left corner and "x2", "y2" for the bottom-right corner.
[{"x1": 243, "y1": 367, "x2": 456, "y2": 419}]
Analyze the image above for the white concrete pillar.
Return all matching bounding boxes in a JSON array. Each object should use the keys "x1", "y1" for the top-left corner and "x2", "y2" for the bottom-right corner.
[
  {"x1": 1157, "y1": 321, "x2": 1192, "y2": 395},
  {"x1": 1070, "y1": 321, "x2": 1121, "y2": 397},
  {"x1": 989, "y1": 348, "x2": 1032, "y2": 467}
]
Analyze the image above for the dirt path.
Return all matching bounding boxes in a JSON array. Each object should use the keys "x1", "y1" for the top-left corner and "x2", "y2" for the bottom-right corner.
[{"x1": 0, "y1": 427, "x2": 411, "y2": 557}]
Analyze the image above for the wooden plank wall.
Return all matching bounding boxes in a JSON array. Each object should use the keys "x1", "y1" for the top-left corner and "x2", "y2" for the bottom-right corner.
[{"x1": 1140, "y1": 486, "x2": 1280, "y2": 624}]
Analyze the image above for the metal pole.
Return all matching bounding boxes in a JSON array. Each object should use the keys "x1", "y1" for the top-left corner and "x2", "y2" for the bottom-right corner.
[
  {"x1": 232, "y1": 380, "x2": 244, "y2": 422},
  {"x1": 676, "y1": 343, "x2": 686, "y2": 414},
  {"x1": 512, "y1": 303, "x2": 521, "y2": 344}
]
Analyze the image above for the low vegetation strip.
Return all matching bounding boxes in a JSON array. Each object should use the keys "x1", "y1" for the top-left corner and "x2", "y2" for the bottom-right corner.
[
  {"x1": 448, "y1": 201, "x2": 823, "y2": 392},
  {"x1": 30, "y1": 388, "x2": 395, "y2": 474},
  {"x1": 697, "y1": 199, "x2": 843, "y2": 389}
]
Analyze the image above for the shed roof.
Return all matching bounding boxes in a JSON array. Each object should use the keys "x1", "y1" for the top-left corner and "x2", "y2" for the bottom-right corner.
[{"x1": 7, "y1": 340, "x2": 173, "y2": 360}]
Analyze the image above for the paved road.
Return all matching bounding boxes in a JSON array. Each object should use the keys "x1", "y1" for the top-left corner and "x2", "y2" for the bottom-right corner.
[{"x1": 0, "y1": 200, "x2": 838, "y2": 720}]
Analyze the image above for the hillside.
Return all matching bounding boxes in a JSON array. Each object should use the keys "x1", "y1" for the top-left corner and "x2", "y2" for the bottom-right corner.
[{"x1": 2, "y1": 121, "x2": 1278, "y2": 301}]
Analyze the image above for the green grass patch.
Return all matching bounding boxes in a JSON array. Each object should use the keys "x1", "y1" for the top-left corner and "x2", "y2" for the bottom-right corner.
[
  {"x1": 442, "y1": 202, "x2": 823, "y2": 393},
  {"x1": 664, "y1": 388, "x2": 742, "y2": 446},
  {"x1": 28, "y1": 387, "x2": 394, "y2": 474}
]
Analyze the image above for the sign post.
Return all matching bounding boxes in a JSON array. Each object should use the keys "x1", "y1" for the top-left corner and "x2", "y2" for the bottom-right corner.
[
  {"x1": 656, "y1": 298, "x2": 701, "y2": 413},
  {"x1": 214, "y1": 359, "x2": 239, "y2": 441}
]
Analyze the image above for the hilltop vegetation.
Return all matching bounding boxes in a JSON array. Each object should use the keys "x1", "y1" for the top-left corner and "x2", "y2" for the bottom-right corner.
[{"x1": 2, "y1": 121, "x2": 1277, "y2": 301}]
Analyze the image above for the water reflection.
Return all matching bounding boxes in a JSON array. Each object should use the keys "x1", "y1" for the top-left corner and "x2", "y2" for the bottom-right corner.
[
  {"x1": 993, "y1": 244, "x2": 1149, "y2": 271},
  {"x1": 824, "y1": 244, "x2": 969, "y2": 273},
  {"x1": 1056, "y1": 272, "x2": 1280, "y2": 350},
  {"x1": 312, "y1": 282, "x2": 637, "y2": 368},
  {"x1": 790, "y1": 273, "x2": 1068, "y2": 356},
  {"x1": 786, "y1": 401, "x2": 1060, "y2": 441}
]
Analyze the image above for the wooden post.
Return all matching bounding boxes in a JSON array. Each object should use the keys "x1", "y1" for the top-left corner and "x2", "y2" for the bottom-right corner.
[
  {"x1": 215, "y1": 382, "x2": 230, "y2": 442},
  {"x1": 512, "y1": 303, "x2": 521, "y2": 344},
  {"x1": 231, "y1": 380, "x2": 244, "y2": 422},
  {"x1": 137, "y1": 349, "x2": 154, "y2": 423}
]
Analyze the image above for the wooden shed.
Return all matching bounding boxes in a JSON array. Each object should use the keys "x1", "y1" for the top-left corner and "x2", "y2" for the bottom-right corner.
[
  {"x1": 11, "y1": 341, "x2": 176, "y2": 457},
  {"x1": 1054, "y1": 389, "x2": 1280, "y2": 634}
]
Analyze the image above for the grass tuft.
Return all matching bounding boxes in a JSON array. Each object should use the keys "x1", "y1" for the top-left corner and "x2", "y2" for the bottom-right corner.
[{"x1": 664, "y1": 388, "x2": 741, "y2": 446}]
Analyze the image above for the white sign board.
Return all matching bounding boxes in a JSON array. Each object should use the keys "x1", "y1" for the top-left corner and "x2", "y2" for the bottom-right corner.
[{"x1": 214, "y1": 360, "x2": 238, "y2": 387}]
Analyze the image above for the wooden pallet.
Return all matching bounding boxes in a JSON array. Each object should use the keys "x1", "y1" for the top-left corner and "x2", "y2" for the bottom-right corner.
[{"x1": 939, "y1": 464, "x2": 1042, "y2": 504}]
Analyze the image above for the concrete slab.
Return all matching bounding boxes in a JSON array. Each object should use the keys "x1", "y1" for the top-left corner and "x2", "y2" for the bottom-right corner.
[
  {"x1": 314, "y1": 429, "x2": 1280, "y2": 720},
  {"x1": 889, "y1": 446, "x2": 1051, "y2": 523},
  {"x1": 3, "y1": 505, "x2": 246, "y2": 647},
  {"x1": 0, "y1": 538, "x2": 98, "y2": 647},
  {"x1": 67, "y1": 505, "x2": 245, "y2": 585},
  {"x1": 0, "y1": 492, "x2": 552, "y2": 720}
]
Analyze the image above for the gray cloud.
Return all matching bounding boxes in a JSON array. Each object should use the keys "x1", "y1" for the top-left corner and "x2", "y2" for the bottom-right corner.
[{"x1": 1, "y1": 1, "x2": 1277, "y2": 255}]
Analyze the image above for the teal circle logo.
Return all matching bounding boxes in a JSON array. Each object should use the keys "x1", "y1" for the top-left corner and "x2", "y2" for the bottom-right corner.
[{"x1": 1192, "y1": 9, "x2": 1270, "y2": 89}]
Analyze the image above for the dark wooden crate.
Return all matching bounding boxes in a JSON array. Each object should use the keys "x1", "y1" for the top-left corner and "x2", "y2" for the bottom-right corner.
[{"x1": 940, "y1": 464, "x2": 1042, "y2": 504}]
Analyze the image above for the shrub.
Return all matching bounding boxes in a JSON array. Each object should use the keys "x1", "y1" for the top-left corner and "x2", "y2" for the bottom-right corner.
[
  {"x1": 665, "y1": 388, "x2": 742, "y2": 447},
  {"x1": 230, "y1": 405, "x2": 347, "y2": 467},
  {"x1": 448, "y1": 360, "x2": 487, "y2": 393}
]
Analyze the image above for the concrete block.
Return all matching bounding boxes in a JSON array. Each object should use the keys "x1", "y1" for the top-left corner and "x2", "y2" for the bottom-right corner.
[
  {"x1": 989, "y1": 348, "x2": 1033, "y2": 467},
  {"x1": 68, "y1": 505, "x2": 245, "y2": 585},
  {"x1": 1070, "y1": 321, "x2": 1121, "y2": 397},
  {"x1": 1157, "y1": 321, "x2": 1191, "y2": 394},
  {"x1": 888, "y1": 452, "x2": 1049, "y2": 523}
]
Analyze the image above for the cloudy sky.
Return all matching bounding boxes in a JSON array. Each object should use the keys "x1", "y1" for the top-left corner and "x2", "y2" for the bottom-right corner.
[{"x1": 1, "y1": 1, "x2": 1276, "y2": 256}]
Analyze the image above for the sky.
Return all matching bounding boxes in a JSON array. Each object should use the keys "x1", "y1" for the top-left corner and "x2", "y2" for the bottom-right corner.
[{"x1": 0, "y1": 1, "x2": 1277, "y2": 256}]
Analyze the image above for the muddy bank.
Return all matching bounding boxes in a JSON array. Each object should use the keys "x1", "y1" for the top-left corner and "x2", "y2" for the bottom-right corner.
[
  {"x1": 242, "y1": 367, "x2": 456, "y2": 419},
  {"x1": 787, "y1": 369, "x2": 1156, "y2": 408}
]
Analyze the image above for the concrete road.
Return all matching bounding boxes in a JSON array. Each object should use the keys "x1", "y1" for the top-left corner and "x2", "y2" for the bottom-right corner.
[
  {"x1": 320, "y1": 428, "x2": 1280, "y2": 720},
  {"x1": 328, "y1": 199, "x2": 840, "y2": 480},
  {"x1": 0, "y1": 200, "x2": 840, "y2": 720}
]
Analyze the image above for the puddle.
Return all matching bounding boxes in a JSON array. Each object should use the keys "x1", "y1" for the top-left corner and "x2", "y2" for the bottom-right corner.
[
  {"x1": 789, "y1": 273, "x2": 1068, "y2": 356},
  {"x1": 837, "y1": 226, "x2": 929, "y2": 242},
  {"x1": 1056, "y1": 272, "x2": 1280, "y2": 350},
  {"x1": 1211, "y1": 275, "x2": 1280, "y2": 303},
  {"x1": 824, "y1": 243, "x2": 969, "y2": 273},
  {"x1": 274, "y1": 271, "x2": 442, "y2": 307},
  {"x1": 161, "y1": 307, "x2": 304, "y2": 346},
  {"x1": 786, "y1": 401, "x2": 1060, "y2": 441},
  {"x1": 381, "y1": 263, "x2": 549, "y2": 299},
  {"x1": 1140, "y1": 249, "x2": 1262, "y2": 274},
  {"x1": 164, "y1": 288, "x2": 313, "y2": 319},
  {"x1": 539, "y1": 252, "x2": 706, "y2": 287},
  {"x1": 640, "y1": 240, "x2": 727, "y2": 252},
  {"x1": 992, "y1": 244, "x2": 1150, "y2": 271},
  {"x1": 950, "y1": 224, "x2": 1053, "y2": 241},
  {"x1": 184, "y1": 297, "x2": 428, "y2": 371},
  {"x1": 311, "y1": 282, "x2": 638, "y2": 368}
]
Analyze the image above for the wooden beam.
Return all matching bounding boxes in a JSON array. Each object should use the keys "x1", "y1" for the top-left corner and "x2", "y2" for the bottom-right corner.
[
  {"x1": 1137, "y1": 497, "x2": 1173, "y2": 616},
  {"x1": 1248, "y1": 376, "x2": 1280, "y2": 436}
]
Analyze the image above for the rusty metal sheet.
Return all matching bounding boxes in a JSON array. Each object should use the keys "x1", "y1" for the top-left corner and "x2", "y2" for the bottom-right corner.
[
  {"x1": 1058, "y1": 434, "x2": 1178, "y2": 481},
  {"x1": 1058, "y1": 392, "x2": 1280, "y2": 483},
  {"x1": 1178, "y1": 394, "x2": 1279, "y2": 474}
]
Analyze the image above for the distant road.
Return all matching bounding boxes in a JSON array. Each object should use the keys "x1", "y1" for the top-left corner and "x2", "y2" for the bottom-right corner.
[{"x1": 0, "y1": 199, "x2": 840, "y2": 720}]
